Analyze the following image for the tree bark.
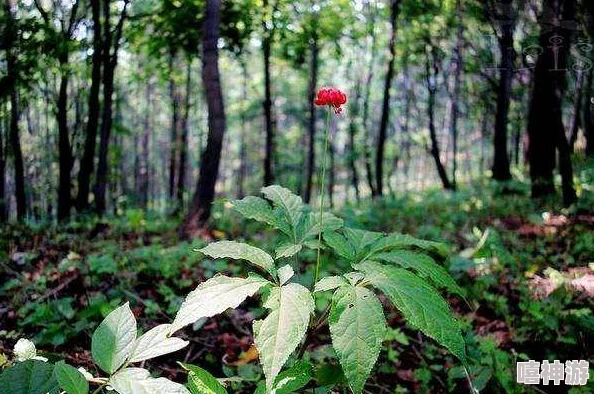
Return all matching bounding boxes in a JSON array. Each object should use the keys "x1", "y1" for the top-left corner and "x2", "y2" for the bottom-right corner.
[
  {"x1": 262, "y1": 0, "x2": 275, "y2": 186},
  {"x1": 584, "y1": 67, "x2": 594, "y2": 155},
  {"x1": 181, "y1": 0, "x2": 226, "y2": 235},
  {"x1": 5, "y1": 0, "x2": 26, "y2": 220},
  {"x1": 139, "y1": 81, "x2": 152, "y2": 209},
  {"x1": 304, "y1": 34, "x2": 319, "y2": 204},
  {"x1": 77, "y1": 0, "x2": 102, "y2": 212},
  {"x1": 176, "y1": 58, "x2": 192, "y2": 211},
  {"x1": 347, "y1": 80, "x2": 361, "y2": 203},
  {"x1": 57, "y1": 52, "x2": 72, "y2": 221},
  {"x1": 569, "y1": 68, "x2": 583, "y2": 150},
  {"x1": 489, "y1": 0, "x2": 516, "y2": 181},
  {"x1": 0, "y1": 100, "x2": 6, "y2": 222},
  {"x1": 426, "y1": 44, "x2": 453, "y2": 190},
  {"x1": 448, "y1": 0, "x2": 463, "y2": 190},
  {"x1": 94, "y1": 0, "x2": 129, "y2": 214},
  {"x1": 375, "y1": 0, "x2": 400, "y2": 197},
  {"x1": 168, "y1": 48, "x2": 181, "y2": 202},
  {"x1": 527, "y1": 0, "x2": 577, "y2": 205}
]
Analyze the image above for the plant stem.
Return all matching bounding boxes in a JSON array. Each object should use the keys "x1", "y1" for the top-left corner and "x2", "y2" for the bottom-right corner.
[{"x1": 314, "y1": 109, "x2": 332, "y2": 285}]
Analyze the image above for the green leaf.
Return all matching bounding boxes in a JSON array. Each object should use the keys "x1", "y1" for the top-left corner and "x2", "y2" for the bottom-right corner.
[
  {"x1": 323, "y1": 232, "x2": 355, "y2": 260},
  {"x1": 178, "y1": 363, "x2": 227, "y2": 394},
  {"x1": 170, "y1": 275, "x2": 269, "y2": 334},
  {"x1": 329, "y1": 285, "x2": 386, "y2": 394},
  {"x1": 129, "y1": 324, "x2": 188, "y2": 363},
  {"x1": 108, "y1": 368, "x2": 190, "y2": 394},
  {"x1": 231, "y1": 196, "x2": 277, "y2": 227},
  {"x1": 278, "y1": 265, "x2": 294, "y2": 285},
  {"x1": 254, "y1": 360, "x2": 313, "y2": 394},
  {"x1": 198, "y1": 241, "x2": 277, "y2": 279},
  {"x1": 313, "y1": 276, "x2": 347, "y2": 293},
  {"x1": 91, "y1": 302, "x2": 137, "y2": 374},
  {"x1": 302, "y1": 212, "x2": 344, "y2": 240},
  {"x1": 361, "y1": 233, "x2": 449, "y2": 262},
  {"x1": 275, "y1": 243, "x2": 302, "y2": 259},
  {"x1": 374, "y1": 250, "x2": 464, "y2": 296},
  {"x1": 261, "y1": 186, "x2": 305, "y2": 238},
  {"x1": 0, "y1": 360, "x2": 59, "y2": 394},
  {"x1": 54, "y1": 361, "x2": 89, "y2": 394},
  {"x1": 355, "y1": 261, "x2": 466, "y2": 363},
  {"x1": 253, "y1": 283, "x2": 314, "y2": 391}
]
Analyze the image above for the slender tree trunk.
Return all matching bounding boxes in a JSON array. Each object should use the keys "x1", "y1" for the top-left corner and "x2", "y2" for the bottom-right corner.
[
  {"x1": 491, "y1": 1, "x2": 516, "y2": 181},
  {"x1": 426, "y1": 45, "x2": 453, "y2": 190},
  {"x1": 5, "y1": 0, "x2": 26, "y2": 220},
  {"x1": 181, "y1": 0, "x2": 226, "y2": 235},
  {"x1": 362, "y1": 1, "x2": 377, "y2": 196},
  {"x1": 238, "y1": 62, "x2": 249, "y2": 198},
  {"x1": 527, "y1": 0, "x2": 577, "y2": 205},
  {"x1": 57, "y1": 54, "x2": 72, "y2": 221},
  {"x1": 262, "y1": 0, "x2": 275, "y2": 186},
  {"x1": 77, "y1": 0, "x2": 102, "y2": 212},
  {"x1": 569, "y1": 68, "x2": 583, "y2": 150},
  {"x1": 94, "y1": 0, "x2": 129, "y2": 214},
  {"x1": 375, "y1": 0, "x2": 400, "y2": 197},
  {"x1": 176, "y1": 58, "x2": 191, "y2": 210},
  {"x1": 348, "y1": 80, "x2": 361, "y2": 203},
  {"x1": 584, "y1": 67, "x2": 594, "y2": 155},
  {"x1": 168, "y1": 48, "x2": 181, "y2": 202},
  {"x1": 449, "y1": 0, "x2": 463, "y2": 190},
  {"x1": 304, "y1": 34, "x2": 319, "y2": 204},
  {"x1": 139, "y1": 81, "x2": 152, "y2": 209},
  {"x1": 0, "y1": 100, "x2": 6, "y2": 222}
]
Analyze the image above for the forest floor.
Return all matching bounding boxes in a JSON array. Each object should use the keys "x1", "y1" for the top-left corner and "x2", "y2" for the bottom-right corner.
[{"x1": 1, "y1": 163, "x2": 594, "y2": 393}]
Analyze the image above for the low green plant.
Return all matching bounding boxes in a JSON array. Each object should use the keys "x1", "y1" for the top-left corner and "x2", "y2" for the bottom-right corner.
[{"x1": 0, "y1": 185, "x2": 469, "y2": 394}]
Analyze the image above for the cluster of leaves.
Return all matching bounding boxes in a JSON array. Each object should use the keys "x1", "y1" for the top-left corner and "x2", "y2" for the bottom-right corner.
[{"x1": 1, "y1": 185, "x2": 467, "y2": 394}]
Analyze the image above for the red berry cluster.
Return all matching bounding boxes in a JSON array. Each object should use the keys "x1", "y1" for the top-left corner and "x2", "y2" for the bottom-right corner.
[{"x1": 314, "y1": 87, "x2": 347, "y2": 114}]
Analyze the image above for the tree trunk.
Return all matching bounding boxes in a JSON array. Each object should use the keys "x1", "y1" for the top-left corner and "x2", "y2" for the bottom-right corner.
[
  {"x1": 569, "y1": 68, "x2": 583, "y2": 150},
  {"x1": 584, "y1": 67, "x2": 594, "y2": 155},
  {"x1": 490, "y1": 1, "x2": 516, "y2": 181},
  {"x1": 139, "y1": 81, "x2": 152, "y2": 209},
  {"x1": 176, "y1": 58, "x2": 192, "y2": 211},
  {"x1": 304, "y1": 34, "x2": 319, "y2": 204},
  {"x1": 0, "y1": 100, "x2": 6, "y2": 222},
  {"x1": 426, "y1": 45, "x2": 453, "y2": 190},
  {"x1": 5, "y1": 0, "x2": 26, "y2": 220},
  {"x1": 527, "y1": 0, "x2": 577, "y2": 205},
  {"x1": 168, "y1": 48, "x2": 181, "y2": 202},
  {"x1": 362, "y1": 1, "x2": 377, "y2": 196},
  {"x1": 76, "y1": 0, "x2": 102, "y2": 212},
  {"x1": 262, "y1": 0, "x2": 275, "y2": 186},
  {"x1": 238, "y1": 62, "x2": 249, "y2": 198},
  {"x1": 181, "y1": 0, "x2": 226, "y2": 235},
  {"x1": 375, "y1": 0, "x2": 400, "y2": 197},
  {"x1": 347, "y1": 80, "x2": 361, "y2": 203},
  {"x1": 448, "y1": 0, "x2": 463, "y2": 190},
  {"x1": 94, "y1": 0, "x2": 129, "y2": 214},
  {"x1": 57, "y1": 54, "x2": 72, "y2": 221}
]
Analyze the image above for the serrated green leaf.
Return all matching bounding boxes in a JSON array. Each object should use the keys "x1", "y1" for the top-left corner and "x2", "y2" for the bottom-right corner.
[
  {"x1": 170, "y1": 275, "x2": 269, "y2": 334},
  {"x1": 54, "y1": 361, "x2": 89, "y2": 394},
  {"x1": 253, "y1": 360, "x2": 313, "y2": 394},
  {"x1": 261, "y1": 186, "x2": 305, "y2": 238},
  {"x1": 199, "y1": 241, "x2": 277, "y2": 279},
  {"x1": 314, "y1": 276, "x2": 347, "y2": 292},
  {"x1": 0, "y1": 360, "x2": 59, "y2": 394},
  {"x1": 329, "y1": 285, "x2": 386, "y2": 394},
  {"x1": 91, "y1": 302, "x2": 137, "y2": 374},
  {"x1": 275, "y1": 243, "x2": 302, "y2": 259},
  {"x1": 129, "y1": 324, "x2": 188, "y2": 363},
  {"x1": 374, "y1": 250, "x2": 464, "y2": 296},
  {"x1": 278, "y1": 265, "x2": 294, "y2": 285},
  {"x1": 231, "y1": 196, "x2": 277, "y2": 227},
  {"x1": 254, "y1": 283, "x2": 314, "y2": 391},
  {"x1": 355, "y1": 261, "x2": 466, "y2": 363},
  {"x1": 343, "y1": 272, "x2": 365, "y2": 286},
  {"x1": 323, "y1": 232, "x2": 355, "y2": 260},
  {"x1": 108, "y1": 368, "x2": 190, "y2": 394},
  {"x1": 178, "y1": 363, "x2": 227, "y2": 394},
  {"x1": 303, "y1": 212, "x2": 344, "y2": 240},
  {"x1": 361, "y1": 233, "x2": 449, "y2": 262}
]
